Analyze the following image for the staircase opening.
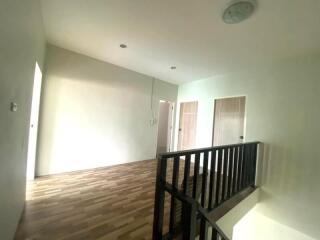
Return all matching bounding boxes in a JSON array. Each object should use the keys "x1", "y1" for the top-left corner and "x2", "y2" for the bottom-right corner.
[{"x1": 152, "y1": 141, "x2": 260, "y2": 240}]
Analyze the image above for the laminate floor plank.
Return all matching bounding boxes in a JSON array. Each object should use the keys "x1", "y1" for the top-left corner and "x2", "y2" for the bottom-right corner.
[
  {"x1": 15, "y1": 158, "x2": 191, "y2": 240},
  {"x1": 15, "y1": 160, "x2": 165, "y2": 240}
]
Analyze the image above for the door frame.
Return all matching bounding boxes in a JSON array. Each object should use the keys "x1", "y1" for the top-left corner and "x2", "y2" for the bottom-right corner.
[
  {"x1": 156, "y1": 100, "x2": 175, "y2": 153},
  {"x1": 211, "y1": 95, "x2": 247, "y2": 146},
  {"x1": 26, "y1": 62, "x2": 43, "y2": 180}
]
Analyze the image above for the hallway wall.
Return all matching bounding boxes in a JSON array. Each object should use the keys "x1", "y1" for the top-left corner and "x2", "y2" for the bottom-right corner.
[
  {"x1": 0, "y1": 0, "x2": 46, "y2": 239},
  {"x1": 176, "y1": 55, "x2": 320, "y2": 239},
  {"x1": 37, "y1": 45, "x2": 178, "y2": 175}
]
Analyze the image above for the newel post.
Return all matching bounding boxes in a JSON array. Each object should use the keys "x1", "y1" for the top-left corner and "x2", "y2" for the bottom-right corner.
[{"x1": 152, "y1": 155, "x2": 167, "y2": 240}]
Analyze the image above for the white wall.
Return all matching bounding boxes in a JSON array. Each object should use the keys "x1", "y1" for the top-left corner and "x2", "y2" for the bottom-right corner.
[
  {"x1": 37, "y1": 45, "x2": 178, "y2": 176},
  {"x1": 217, "y1": 189, "x2": 260, "y2": 239},
  {"x1": 177, "y1": 55, "x2": 320, "y2": 239},
  {"x1": 233, "y1": 206, "x2": 316, "y2": 240},
  {"x1": 0, "y1": 0, "x2": 46, "y2": 239}
]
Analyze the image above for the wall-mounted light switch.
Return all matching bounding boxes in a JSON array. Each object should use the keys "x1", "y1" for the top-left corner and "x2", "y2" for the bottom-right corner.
[{"x1": 10, "y1": 102, "x2": 18, "y2": 112}]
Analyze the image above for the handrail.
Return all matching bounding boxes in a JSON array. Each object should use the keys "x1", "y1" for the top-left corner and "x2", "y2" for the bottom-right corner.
[
  {"x1": 158, "y1": 141, "x2": 260, "y2": 158},
  {"x1": 153, "y1": 141, "x2": 260, "y2": 240},
  {"x1": 164, "y1": 182, "x2": 230, "y2": 240},
  {"x1": 198, "y1": 205, "x2": 230, "y2": 240}
]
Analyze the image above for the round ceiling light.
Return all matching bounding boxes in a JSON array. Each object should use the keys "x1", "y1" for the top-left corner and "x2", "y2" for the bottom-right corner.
[{"x1": 223, "y1": 0, "x2": 256, "y2": 24}]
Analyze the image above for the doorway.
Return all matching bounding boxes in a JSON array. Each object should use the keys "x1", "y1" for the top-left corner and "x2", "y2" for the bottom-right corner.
[
  {"x1": 156, "y1": 101, "x2": 174, "y2": 154},
  {"x1": 212, "y1": 96, "x2": 246, "y2": 146},
  {"x1": 26, "y1": 62, "x2": 43, "y2": 180},
  {"x1": 177, "y1": 101, "x2": 198, "y2": 151}
]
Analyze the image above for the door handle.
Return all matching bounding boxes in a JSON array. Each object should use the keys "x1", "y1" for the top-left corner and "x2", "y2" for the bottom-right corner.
[{"x1": 239, "y1": 136, "x2": 244, "y2": 140}]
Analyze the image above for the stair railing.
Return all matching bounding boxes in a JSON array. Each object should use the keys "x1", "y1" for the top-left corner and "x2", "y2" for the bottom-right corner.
[{"x1": 152, "y1": 142, "x2": 260, "y2": 240}]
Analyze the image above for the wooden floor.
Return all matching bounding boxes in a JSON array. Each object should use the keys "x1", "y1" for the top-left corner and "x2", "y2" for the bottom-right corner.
[{"x1": 15, "y1": 159, "x2": 169, "y2": 240}]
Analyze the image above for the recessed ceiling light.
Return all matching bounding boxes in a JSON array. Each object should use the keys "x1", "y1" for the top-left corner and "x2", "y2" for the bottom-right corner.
[
  {"x1": 120, "y1": 44, "x2": 127, "y2": 48},
  {"x1": 170, "y1": 66, "x2": 177, "y2": 70}
]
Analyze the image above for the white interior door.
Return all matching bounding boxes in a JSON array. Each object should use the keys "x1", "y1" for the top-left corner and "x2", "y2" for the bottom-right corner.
[
  {"x1": 213, "y1": 96, "x2": 246, "y2": 146},
  {"x1": 156, "y1": 101, "x2": 173, "y2": 154},
  {"x1": 26, "y1": 62, "x2": 42, "y2": 180}
]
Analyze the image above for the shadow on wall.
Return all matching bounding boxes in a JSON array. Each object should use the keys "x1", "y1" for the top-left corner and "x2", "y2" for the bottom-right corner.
[
  {"x1": 258, "y1": 142, "x2": 297, "y2": 201},
  {"x1": 259, "y1": 142, "x2": 303, "y2": 199},
  {"x1": 256, "y1": 142, "x2": 319, "y2": 239}
]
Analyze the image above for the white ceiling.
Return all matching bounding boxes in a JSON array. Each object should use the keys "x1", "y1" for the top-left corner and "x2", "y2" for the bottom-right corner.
[{"x1": 40, "y1": 0, "x2": 320, "y2": 84}]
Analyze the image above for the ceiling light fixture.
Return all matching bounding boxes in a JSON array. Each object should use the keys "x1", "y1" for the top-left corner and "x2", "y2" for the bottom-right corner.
[
  {"x1": 222, "y1": 0, "x2": 257, "y2": 24},
  {"x1": 120, "y1": 44, "x2": 127, "y2": 48}
]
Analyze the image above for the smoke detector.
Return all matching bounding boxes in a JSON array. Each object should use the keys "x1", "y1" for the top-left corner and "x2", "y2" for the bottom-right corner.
[{"x1": 223, "y1": 0, "x2": 257, "y2": 24}]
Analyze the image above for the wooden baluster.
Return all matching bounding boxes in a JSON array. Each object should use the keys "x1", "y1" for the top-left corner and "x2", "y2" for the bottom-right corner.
[
  {"x1": 215, "y1": 149, "x2": 223, "y2": 206},
  {"x1": 247, "y1": 144, "x2": 254, "y2": 186},
  {"x1": 227, "y1": 147, "x2": 234, "y2": 198},
  {"x1": 246, "y1": 144, "x2": 251, "y2": 187},
  {"x1": 183, "y1": 154, "x2": 191, "y2": 195},
  {"x1": 181, "y1": 154, "x2": 191, "y2": 239},
  {"x1": 201, "y1": 151, "x2": 209, "y2": 207},
  {"x1": 169, "y1": 156, "x2": 180, "y2": 236},
  {"x1": 182, "y1": 201, "x2": 197, "y2": 240},
  {"x1": 243, "y1": 145, "x2": 248, "y2": 188},
  {"x1": 152, "y1": 156, "x2": 168, "y2": 240},
  {"x1": 199, "y1": 219, "x2": 208, "y2": 240},
  {"x1": 192, "y1": 153, "x2": 200, "y2": 240},
  {"x1": 237, "y1": 145, "x2": 244, "y2": 191},
  {"x1": 221, "y1": 148, "x2": 229, "y2": 201},
  {"x1": 199, "y1": 151, "x2": 209, "y2": 240},
  {"x1": 211, "y1": 227, "x2": 218, "y2": 240},
  {"x1": 208, "y1": 150, "x2": 216, "y2": 209},
  {"x1": 192, "y1": 153, "x2": 200, "y2": 199},
  {"x1": 232, "y1": 146, "x2": 239, "y2": 194},
  {"x1": 252, "y1": 143, "x2": 258, "y2": 186}
]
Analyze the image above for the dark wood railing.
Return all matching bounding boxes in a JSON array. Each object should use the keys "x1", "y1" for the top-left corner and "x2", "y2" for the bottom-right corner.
[{"x1": 152, "y1": 142, "x2": 260, "y2": 240}]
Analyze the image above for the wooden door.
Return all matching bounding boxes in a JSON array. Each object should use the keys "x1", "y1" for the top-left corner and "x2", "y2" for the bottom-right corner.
[
  {"x1": 213, "y1": 96, "x2": 246, "y2": 146},
  {"x1": 178, "y1": 101, "x2": 198, "y2": 150}
]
